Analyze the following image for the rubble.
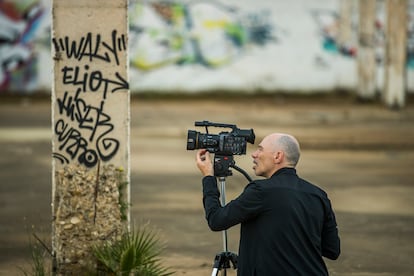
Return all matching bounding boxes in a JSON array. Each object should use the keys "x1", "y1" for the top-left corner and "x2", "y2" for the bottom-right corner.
[{"x1": 53, "y1": 163, "x2": 128, "y2": 273}]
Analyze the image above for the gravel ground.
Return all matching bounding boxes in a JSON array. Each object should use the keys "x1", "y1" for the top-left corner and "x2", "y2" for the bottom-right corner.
[{"x1": 1, "y1": 95, "x2": 414, "y2": 275}]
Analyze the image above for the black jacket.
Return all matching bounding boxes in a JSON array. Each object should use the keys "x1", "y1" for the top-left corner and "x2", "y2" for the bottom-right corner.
[{"x1": 202, "y1": 168, "x2": 340, "y2": 276}]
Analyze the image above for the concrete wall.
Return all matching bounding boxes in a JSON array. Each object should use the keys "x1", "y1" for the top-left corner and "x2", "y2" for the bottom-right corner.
[{"x1": 1, "y1": 0, "x2": 413, "y2": 95}]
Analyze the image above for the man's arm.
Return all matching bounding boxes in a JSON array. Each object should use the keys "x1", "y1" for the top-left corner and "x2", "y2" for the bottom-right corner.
[
  {"x1": 321, "y1": 199, "x2": 341, "y2": 260},
  {"x1": 202, "y1": 176, "x2": 263, "y2": 231}
]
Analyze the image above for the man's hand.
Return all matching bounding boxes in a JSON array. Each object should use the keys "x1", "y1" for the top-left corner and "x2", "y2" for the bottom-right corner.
[{"x1": 196, "y1": 149, "x2": 214, "y2": 176}]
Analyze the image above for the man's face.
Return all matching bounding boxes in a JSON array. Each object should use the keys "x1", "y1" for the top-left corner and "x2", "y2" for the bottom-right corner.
[{"x1": 251, "y1": 135, "x2": 277, "y2": 178}]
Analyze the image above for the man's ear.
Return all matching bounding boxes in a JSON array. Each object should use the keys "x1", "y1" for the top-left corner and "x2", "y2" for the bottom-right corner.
[{"x1": 274, "y1": 151, "x2": 283, "y2": 164}]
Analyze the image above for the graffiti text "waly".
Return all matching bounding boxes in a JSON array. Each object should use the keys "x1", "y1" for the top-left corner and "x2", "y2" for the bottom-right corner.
[{"x1": 52, "y1": 30, "x2": 127, "y2": 66}]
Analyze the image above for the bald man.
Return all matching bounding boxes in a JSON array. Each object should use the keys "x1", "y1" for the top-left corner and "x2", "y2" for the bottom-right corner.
[{"x1": 196, "y1": 133, "x2": 340, "y2": 275}]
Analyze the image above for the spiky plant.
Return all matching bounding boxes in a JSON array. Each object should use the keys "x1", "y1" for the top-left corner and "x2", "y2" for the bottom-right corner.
[
  {"x1": 19, "y1": 233, "x2": 51, "y2": 276},
  {"x1": 93, "y1": 225, "x2": 174, "y2": 276}
]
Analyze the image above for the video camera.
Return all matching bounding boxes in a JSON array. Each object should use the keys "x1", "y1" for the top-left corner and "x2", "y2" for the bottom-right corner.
[
  {"x1": 186, "y1": 121, "x2": 255, "y2": 177},
  {"x1": 186, "y1": 121, "x2": 255, "y2": 155}
]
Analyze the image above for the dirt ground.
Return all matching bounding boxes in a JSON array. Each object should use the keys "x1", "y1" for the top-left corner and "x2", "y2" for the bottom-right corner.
[{"x1": 1, "y1": 94, "x2": 414, "y2": 275}]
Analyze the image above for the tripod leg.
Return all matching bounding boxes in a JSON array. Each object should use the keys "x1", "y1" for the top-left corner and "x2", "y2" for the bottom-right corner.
[
  {"x1": 211, "y1": 252, "x2": 234, "y2": 276},
  {"x1": 211, "y1": 177, "x2": 235, "y2": 276},
  {"x1": 211, "y1": 253, "x2": 221, "y2": 276},
  {"x1": 211, "y1": 269, "x2": 227, "y2": 276}
]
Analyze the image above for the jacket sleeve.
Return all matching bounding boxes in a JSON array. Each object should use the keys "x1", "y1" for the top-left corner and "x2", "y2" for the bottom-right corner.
[
  {"x1": 321, "y1": 197, "x2": 341, "y2": 260},
  {"x1": 202, "y1": 176, "x2": 263, "y2": 231}
]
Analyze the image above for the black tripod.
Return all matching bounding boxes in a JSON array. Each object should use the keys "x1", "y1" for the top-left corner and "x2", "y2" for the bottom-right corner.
[{"x1": 211, "y1": 155, "x2": 252, "y2": 276}]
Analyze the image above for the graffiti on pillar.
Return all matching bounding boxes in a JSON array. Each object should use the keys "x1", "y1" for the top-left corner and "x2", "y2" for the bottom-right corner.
[
  {"x1": 0, "y1": 0, "x2": 45, "y2": 92},
  {"x1": 52, "y1": 30, "x2": 129, "y2": 168}
]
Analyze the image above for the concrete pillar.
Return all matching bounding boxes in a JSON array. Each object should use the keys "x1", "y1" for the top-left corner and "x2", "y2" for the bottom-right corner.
[
  {"x1": 338, "y1": 0, "x2": 354, "y2": 48},
  {"x1": 51, "y1": 0, "x2": 129, "y2": 273},
  {"x1": 357, "y1": 0, "x2": 377, "y2": 100},
  {"x1": 383, "y1": 0, "x2": 407, "y2": 108}
]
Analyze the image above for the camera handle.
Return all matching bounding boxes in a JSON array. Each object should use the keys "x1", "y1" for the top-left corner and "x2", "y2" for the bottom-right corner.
[{"x1": 231, "y1": 164, "x2": 253, "y2": 182}]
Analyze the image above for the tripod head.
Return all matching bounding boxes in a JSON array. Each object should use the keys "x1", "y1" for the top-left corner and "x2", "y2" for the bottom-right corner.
[
  {"x1": 214, "y1": 154, "x2": 253, "y2": 182},
  {"x1": 213, "y1": 155, "x2": 234, "y2": 177}
]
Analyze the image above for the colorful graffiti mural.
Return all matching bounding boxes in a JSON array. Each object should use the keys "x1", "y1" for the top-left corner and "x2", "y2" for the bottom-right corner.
[
  {"x1": 129, "y1": 1, "x2": 276, "y2": 71},
  {"x1": 313, "y1": 7, "x2": 414, "y2": 68},
  {"x1": 0, "y1": 0, "x2": 45, "y2": 93},
  {"x1": 1, "y1": 0, "x2": 413, "y2": 94}
]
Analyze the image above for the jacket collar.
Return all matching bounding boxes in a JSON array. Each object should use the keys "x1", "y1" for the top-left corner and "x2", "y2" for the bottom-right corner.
[{"x1": 271, "y1": 167, "x2": 297, "y2": 178}]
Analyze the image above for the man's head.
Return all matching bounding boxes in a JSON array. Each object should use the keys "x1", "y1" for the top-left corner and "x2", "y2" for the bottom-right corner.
[{"x1": 251, "y1": 133, "x2": 300, "y2": 178}]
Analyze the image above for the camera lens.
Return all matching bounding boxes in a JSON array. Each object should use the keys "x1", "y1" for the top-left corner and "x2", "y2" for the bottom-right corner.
[{"x1": 187, "y1": 130, "x2": 198, "y2": 150}]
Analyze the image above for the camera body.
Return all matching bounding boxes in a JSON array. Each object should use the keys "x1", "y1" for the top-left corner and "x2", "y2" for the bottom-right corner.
[{"x1": 186, "y1": 121, "x2": 255, "y2": 156}]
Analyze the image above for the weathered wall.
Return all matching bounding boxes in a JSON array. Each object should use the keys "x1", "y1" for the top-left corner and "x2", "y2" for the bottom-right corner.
[{"x1": 1, "y1": 0, "x2": 414, "y2": 94}]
